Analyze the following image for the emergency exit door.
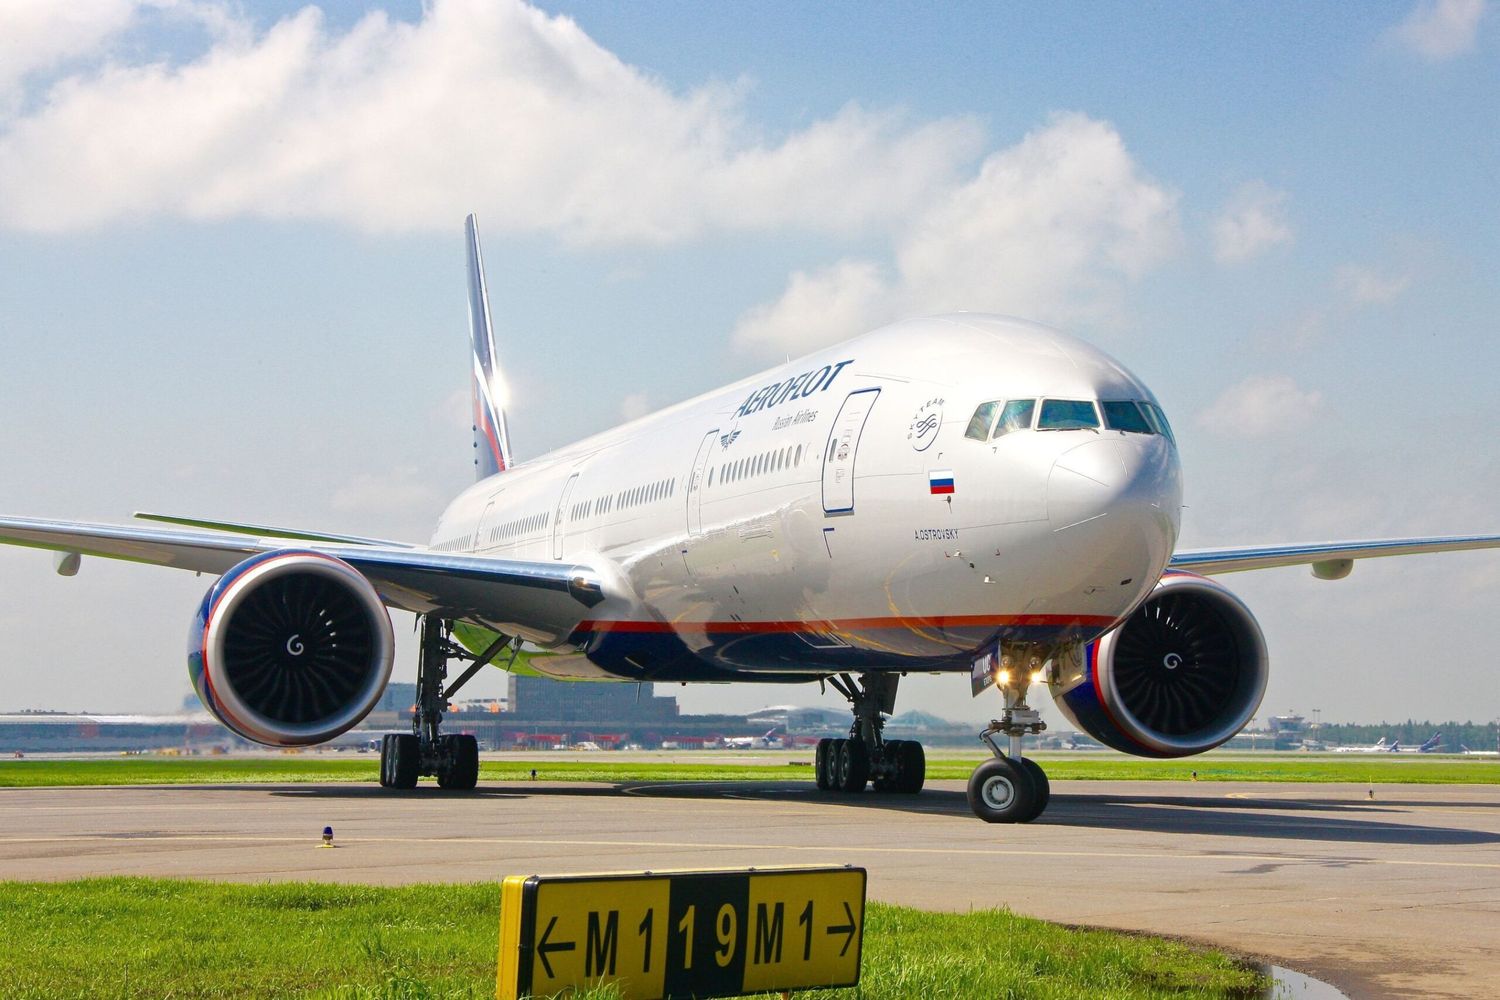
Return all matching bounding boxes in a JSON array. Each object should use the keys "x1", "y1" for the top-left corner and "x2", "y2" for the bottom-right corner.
[{"x1": 822, "y1": 388, "x2": 880, "y2": 515}]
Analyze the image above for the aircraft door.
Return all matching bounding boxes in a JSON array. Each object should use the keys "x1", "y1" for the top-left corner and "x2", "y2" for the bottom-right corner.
[
  {"x1": 822, "y1": 388, "x2": 880, "y2": 515},
  {"x1": 686, "y1": 429, "x2": 719, "y2": 537},
  {"x1": 552, "y1": 472, "x2": 580, "y2": 559},
  {"x1": 475, "y1": 491, "x2": 504, "y2": 551}
]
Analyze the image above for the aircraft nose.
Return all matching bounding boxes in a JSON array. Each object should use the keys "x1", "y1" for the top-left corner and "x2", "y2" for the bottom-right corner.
[{"x1": 1047, "y1": 437, "x2": 1180, "y2": 578}]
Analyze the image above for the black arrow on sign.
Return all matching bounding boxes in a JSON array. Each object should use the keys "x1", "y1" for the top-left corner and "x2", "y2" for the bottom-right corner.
[
  {"x1": 826, "y1": 901, "x2": 857, "y2": 957},
  {"x1": 537, "y1": 915, "x2": 576, "y2": 978}
]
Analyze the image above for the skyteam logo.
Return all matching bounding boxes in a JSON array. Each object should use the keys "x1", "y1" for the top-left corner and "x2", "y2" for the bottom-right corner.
[{"x1": 908, "y1": 397, "x2": 944, "y2": 451}]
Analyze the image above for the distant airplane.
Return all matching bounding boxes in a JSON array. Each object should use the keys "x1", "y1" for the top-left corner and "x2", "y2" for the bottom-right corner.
[
  {"x1": 1333, "y1": 737, "x2": 1399, "y2": 753},
  {"x1": 1399, "y1": 732, "x2": 1445, "y2": 753},
  {"x1": 4, "y1": 215, "x2": 1500, "y2": 822},
  {"x1": 721, "y1": 727, "x2": 784, "y2": 750}
]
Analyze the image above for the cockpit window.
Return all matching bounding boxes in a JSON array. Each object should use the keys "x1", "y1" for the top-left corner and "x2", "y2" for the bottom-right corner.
[
  {"x1": 1101, "y1": 400, "x2": 1153, "y2": 434},
  {"x1": 964, "y1": 401, "x2": 1000, "y2": 441},
  {"x1": 1140, "y1": 401, "x2": 1176, "y2": 445},
  {"x1": 992, "y1": 398, "x2": 1035, "y2": 439},
  {"x1": 1037, "y1": 399, "x2": 1099, "y2": 430}
]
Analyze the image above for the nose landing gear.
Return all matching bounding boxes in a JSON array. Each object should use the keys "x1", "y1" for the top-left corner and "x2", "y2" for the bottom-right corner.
[
  {"x1": 967, "y1": 670, "x2": 1050, "y2": 823},
  {"x1": 814, "y1": 673, "x2": 926, "y2": 795}
]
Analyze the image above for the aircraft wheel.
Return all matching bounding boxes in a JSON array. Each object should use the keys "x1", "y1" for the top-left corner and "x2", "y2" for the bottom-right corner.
[
  {"x1": 1015, "y1": 757, "x2": 1049, "y2": 821},
  {"x1": 379, "y1": 734, "x2": 394, "y2": 787},
  {"x1": 437, "y1": 734, "x2": 479, "y2": 790},
  {"x1": 387, "y1": 734, "x2": 420, "y2": 789},
  {"x1": 967, "y1": 757, "x2": 1034, "y2": 823},
  {"x1": 814, "y1": 739, "x2": 833, "y2": 790},
  {"x1": 837, "y1": 739, "x2": 869, "y2": 792},
  {"x1": 897, "y1": 740, "x2": 926, "y2": 794}
]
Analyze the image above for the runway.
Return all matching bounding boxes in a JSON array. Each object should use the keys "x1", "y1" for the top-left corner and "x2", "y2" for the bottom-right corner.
[{"x1": 4, "y1": 777, "x2": 1498, "y2": 998}]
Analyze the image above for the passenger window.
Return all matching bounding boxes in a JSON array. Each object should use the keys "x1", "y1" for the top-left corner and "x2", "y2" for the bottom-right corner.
[
  {"x1": 964, "y1": 401, "x2": 1000, "y2": 441},
  {"x1": 1037, "y1": 399, "x2": 1099, "y2": 430},
  {"x1": 992, "y1": 399, "x2": 1035, "y2": 439},
  {"x1": 1101, "y1": 401, "x2": 1153, "y2": 434}
]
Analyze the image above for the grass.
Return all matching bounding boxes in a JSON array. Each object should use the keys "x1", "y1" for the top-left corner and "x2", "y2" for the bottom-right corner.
[
  {"x1": 0, "y1": 878, "x2": 1269, "y2": 999},
  {"x1": 2, "y1": 752, "x2": 1498, "y2": 788}
]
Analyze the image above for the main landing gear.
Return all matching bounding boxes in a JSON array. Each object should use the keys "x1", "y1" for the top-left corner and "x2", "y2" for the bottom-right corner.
[
  {"x1": 966, "y1": 667, "x2": 1050, "y2": 823},
  {"x1": 814, "y1": 673, "x2": 926, "y2": 795},
  {"x1": 379, "y1": 615, "x2": 511, "y2": 791}
]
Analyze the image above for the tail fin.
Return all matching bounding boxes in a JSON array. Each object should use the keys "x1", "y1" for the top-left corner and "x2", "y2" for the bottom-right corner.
[{"x1": 466, "y1": 214, "x2": 513, "y2": 479}]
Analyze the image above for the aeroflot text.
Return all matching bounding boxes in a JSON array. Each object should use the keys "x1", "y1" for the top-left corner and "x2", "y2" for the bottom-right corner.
[{"x1": 734, "y1": 360, "x2": 855, "y2": 417}]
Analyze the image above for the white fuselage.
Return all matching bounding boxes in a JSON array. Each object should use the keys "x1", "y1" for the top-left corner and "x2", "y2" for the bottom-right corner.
[{"x1": 431, "y1": 315, "x2": 1183, "y2": 682}]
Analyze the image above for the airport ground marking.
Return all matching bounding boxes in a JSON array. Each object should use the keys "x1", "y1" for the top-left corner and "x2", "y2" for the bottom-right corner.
[{"x1": 5, "y1": 833, "x2": 1500, "y2": 871}]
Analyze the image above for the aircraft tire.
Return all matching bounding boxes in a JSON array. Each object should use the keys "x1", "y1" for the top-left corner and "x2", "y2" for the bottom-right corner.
[
  {"x1": 1015, "y1": 757, "x2": 1049, "y2": 821},
  {"x1": 871, "y1": 739, "x2": 900, "y2": 792},
  {"x1": 967, "y1": 757, "x2": 1035, "y2": 823},
  {"x1": 438, "y1": 734, "x2": 479, "y2": 790},
  {"x1": 378, "y1": 734, "x2": 392, "y2": 787},
  {"x1": 897, "y1": 740, "x2": 926, "y2": 793},
  {"x1": 388, "y1": 734, "x2": 420, "y2": 789},
  {"x1": 839, "y1": 738, "x2": 869, "y2": 792},
  {"x1": 814, "y1": 739, "x2": 833, "y2": 790}
]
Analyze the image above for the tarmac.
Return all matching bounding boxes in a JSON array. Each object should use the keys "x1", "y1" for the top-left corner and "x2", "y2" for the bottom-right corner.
[{"x1": 3, "y1": 775, "x2": 1498, "y2": 998}]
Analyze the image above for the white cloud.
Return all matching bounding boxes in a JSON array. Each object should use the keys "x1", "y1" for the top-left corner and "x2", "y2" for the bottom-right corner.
[
  {"x1": 1211, "y1": 180, "x2": 1293, "y2": 264},
  {"x1": 1197, "y1": 375, "x2": 1323, "y2": 438},
  {"x1": 0, "y1": 0, "x2": 136, "y2": 111},
  {"x1": 1389, "y1": 0, "x2": 1486, "y2": 60},
  {"x1": 620, "y1": 392, "x2": 652, "y2": 421},
  {"x1": 0, "y1": 0, "x2": 981, "y2": 240},
  {"x1": 1334, "y1": 263, "x2": 1411, "y2": 305},
  {"x1": 733, "y1": 114, "x2": 1180, "y2": 356}
]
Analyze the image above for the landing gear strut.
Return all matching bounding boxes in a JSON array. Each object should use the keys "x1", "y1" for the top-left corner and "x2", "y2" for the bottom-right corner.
[
  {"x1": 967, "y1": 662, "x2": 1050, "y2": 823},
  {"x1": 814, "y1": 673, "x2": 925, "y2": 795},
  {"x1": 379, "y1": 615, "x2": 511, "y2": 791}
]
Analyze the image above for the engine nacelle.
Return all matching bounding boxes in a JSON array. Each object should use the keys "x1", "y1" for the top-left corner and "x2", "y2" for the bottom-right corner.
[
  {"x1": 188, "y1": 550, "x2": 393, "y2": 747},
  {"x1": 1050, "y1": 573, "x2": 1268, "y2": 757}
]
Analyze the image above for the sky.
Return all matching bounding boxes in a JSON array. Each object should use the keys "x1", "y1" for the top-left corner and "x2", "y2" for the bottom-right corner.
[{"x1": 1, "y1": 0, "x2": 1497, "y2": 731}]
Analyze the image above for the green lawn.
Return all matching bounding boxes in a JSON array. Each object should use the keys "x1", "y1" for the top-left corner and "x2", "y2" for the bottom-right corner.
[
  {"x1": 0, "y1": 878, "x2": 1269, "y2": 999},
  {"x1": 2, "y1": 753, "x2": 1497, "y2": 788}
]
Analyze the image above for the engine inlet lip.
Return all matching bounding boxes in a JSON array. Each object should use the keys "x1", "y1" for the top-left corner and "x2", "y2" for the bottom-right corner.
[
  {"x1": 203, "y1": 552, "x2": 393, "y2": 746},
  {"x1": 1092, "y1": 574, "x2": 1267, "y2": 756}
]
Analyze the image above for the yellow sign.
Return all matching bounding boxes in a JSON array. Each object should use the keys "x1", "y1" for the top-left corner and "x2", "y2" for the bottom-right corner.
[{"x1": 496, "y1": 866, "x2": 865, "y2": 1000}]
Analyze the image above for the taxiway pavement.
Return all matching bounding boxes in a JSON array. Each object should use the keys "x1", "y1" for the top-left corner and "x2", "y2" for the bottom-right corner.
[{"x1": 3, "y1": 778, "x2": 1497, "y2": 998}]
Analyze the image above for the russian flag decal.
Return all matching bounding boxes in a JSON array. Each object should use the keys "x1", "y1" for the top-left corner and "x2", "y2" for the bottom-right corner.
[{"x1": 929, "y1": 469, "x2": 955, "y2": 495}]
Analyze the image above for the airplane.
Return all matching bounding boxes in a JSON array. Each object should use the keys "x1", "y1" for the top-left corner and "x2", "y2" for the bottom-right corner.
[
  {"x1": 721, "y1": 727, "x2": 784, "y2": 750},
  {"x1": 4, "y1": 214, "x2": 1500, "y2": 822},
  {"x1": 1397, "y1": 732, "x2": 1444, "y2": 753},
  {"x1": 1332, "y1": 737, "x2": 1398, "y2": 753}
]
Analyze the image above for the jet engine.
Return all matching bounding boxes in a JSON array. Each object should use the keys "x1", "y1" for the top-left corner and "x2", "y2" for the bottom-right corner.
[
  {"x1": 1050, "y1": 573, "x2": 1268, "y2": 757},
  {"x1": 188, "y1": 550, "x2": 393, "y2": 747}
]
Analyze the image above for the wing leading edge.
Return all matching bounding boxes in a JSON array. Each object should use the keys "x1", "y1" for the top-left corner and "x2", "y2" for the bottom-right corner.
[
  {"x1": 0, "y1": 515, "x2": 602, "y2": 645},
  {"x1": 1171, "y1": 534, "x2": 1500, "y2": 576}
]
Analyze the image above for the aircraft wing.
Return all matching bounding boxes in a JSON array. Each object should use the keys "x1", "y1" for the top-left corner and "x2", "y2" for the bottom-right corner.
[
  {"x1": 0, "y1": 515, "x2": 603, "y2": 644},
  {"x1": 1170, "y1": 534, "x2": 1500, "y2": 576}
]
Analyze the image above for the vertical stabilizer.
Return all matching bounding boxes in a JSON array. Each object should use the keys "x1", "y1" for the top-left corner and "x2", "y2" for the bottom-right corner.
[{"x1": 466, "y1": 214, "x2": 513, "y2": 479}]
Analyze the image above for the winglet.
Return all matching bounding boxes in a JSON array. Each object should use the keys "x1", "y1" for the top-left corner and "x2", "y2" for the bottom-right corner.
[{"x1": 466, "y1": 214, "x2": 513, "y2": 479}]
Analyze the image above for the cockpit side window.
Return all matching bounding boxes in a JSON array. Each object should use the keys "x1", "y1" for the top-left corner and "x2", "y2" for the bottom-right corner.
[
  {"x1": 1037, "y1": 399, "x2": 1100, "y2": 430},
  {"x1": 1140, "y1": 401, "x2": 1176, "y2": 445},
  {"x1": 964, "y1": 401, "x2": 1000, "y2": 441},
  {"x1": 991, "y1": 398, "x2": 1035, "y2": 439},
  {"x1": 1101, "y1": 400, "x2": 1153, "y2": 434}
]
